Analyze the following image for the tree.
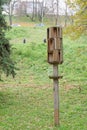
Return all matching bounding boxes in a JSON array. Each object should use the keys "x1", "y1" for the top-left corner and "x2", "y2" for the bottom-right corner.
[
  {"x1": 38, "y1": 0, "x2": 44, "y2": 22},
  {"x1": 32, "y1": 0, "x2": 35, "y2": 20},
  {"x1": 64, "y1": 0, "x2": 68, "y2": 27},
  {"x1": 65, "y1": 0, "x2": 87, "y2": 38},
  {"x1": 44, "y1": 0, "x2": 60, "y2": 25},
  {"x1": 0, "y1": 0, "x2": 16, "y2": 79},
  {"x1": 56, "y1": 0, "x2": 59, "y2": 25},
  {"x1": 3, "y1": 0, "x2": 17, "y2": 25},
  {"x1": 44, "y1": 0, "x2": 55, "y2": 24}
]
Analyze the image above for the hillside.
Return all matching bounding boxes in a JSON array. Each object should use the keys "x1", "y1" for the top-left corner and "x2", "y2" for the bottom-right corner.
[{"x1": 0, "y1": 26, "x2": 87, "y2": 130}]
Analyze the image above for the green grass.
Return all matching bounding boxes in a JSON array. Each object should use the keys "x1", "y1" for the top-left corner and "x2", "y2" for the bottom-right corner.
[
  {"x1": 6, "y1": 26, "x2": 47, "y2": 44},
  {"x1": 0, "y1": 27, "x2": 87, "y2": 130}
]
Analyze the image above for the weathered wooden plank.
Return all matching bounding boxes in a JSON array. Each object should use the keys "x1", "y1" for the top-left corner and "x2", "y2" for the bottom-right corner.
[{"x1": 53, "y1": 64, "x2": 59, "y2": 126}]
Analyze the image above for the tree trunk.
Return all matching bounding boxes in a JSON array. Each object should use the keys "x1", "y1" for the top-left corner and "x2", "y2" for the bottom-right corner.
[
  {"x1": 9, "y1": 14, "x2": 12, "y2": 25},
  {"x1": 32, "y1": 0, "x2": 35, "y2": 20},
  {"x1": 65, "y1": 1, "x2": 68, "y2": 27},
  {"x1": 56, "y1": 0, "x2": 59, "y2": 25},
  {"x1": 41, "y1": 1, "x2": 44, "y2": 23}
]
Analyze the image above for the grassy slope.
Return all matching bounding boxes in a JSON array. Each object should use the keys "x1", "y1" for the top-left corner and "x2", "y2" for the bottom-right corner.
[{"x1": 0, "y1": 27, "x2": 87, "y2": 130}]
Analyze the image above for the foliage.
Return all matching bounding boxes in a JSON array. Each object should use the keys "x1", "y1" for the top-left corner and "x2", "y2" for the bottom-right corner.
[
  {"x1": 0, "y1": 1, "x2": 16, "y2": 78},
  {"x1": 65, "y1": 0, "x2": 87, "y2": 39}
]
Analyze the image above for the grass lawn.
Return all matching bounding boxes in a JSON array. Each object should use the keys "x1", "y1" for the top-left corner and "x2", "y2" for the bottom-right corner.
[{"x1": 0, "y1": 26, "x2": 87, "y2": 130}]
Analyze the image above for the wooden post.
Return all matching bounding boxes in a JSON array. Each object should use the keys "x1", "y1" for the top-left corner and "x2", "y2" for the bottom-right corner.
[
  {"x1": 47, "y1": 27, "x2": 63, "y2": 126},
  {"x1": 53, "y1": 64, "x2": 59, "y2": 126}
]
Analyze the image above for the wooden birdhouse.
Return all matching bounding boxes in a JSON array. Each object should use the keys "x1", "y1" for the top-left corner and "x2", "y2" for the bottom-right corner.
[{"x1": 47, "y1": 27, "x2": 63, "y2": 64}]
